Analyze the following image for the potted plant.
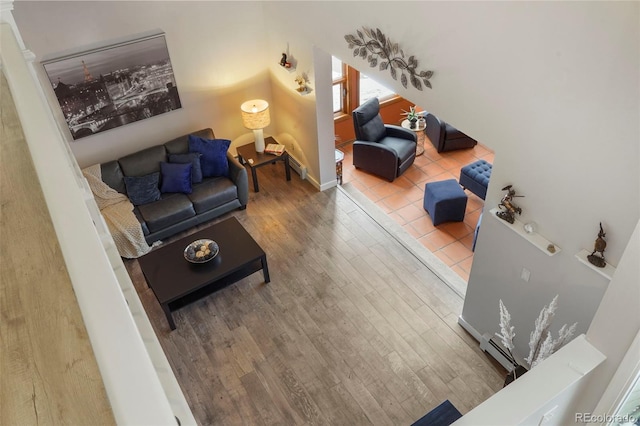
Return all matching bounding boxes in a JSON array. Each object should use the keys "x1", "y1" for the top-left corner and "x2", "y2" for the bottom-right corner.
[
  {"x1": 496, "y1": 295, "x2": 577, "y2": 387},
  {"x1": 402, "y1": 106, "x2": 420, "y2": 129}
]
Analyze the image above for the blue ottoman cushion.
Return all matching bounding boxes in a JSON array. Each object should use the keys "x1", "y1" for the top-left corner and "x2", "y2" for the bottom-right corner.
[
  {"x1": 423, "y1": 179, "x2": 468, "y2": 226},
  {"x1": 459, "y1": 159, "x2": 492, "y2": 200}
]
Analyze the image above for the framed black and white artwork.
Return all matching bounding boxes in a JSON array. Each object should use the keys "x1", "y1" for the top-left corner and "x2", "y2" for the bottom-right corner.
[{"x1": 42, "y1": 33, "x2": 181, "y2": 140}]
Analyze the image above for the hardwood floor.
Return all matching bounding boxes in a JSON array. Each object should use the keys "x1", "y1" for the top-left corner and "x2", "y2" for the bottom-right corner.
[{"x1": 124, "y1": 164, "x2": 505, "y2": 425}]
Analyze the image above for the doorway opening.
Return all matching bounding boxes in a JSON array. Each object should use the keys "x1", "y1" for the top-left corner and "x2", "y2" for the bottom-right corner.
[{"x1": 331, "y1": 57, "x2": 494, "y2": 293}]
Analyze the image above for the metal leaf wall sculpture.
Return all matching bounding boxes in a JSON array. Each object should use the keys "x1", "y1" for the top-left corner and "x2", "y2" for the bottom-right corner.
[{"x1": 344, "y1": 27, "x2": 433, "y2": 90}]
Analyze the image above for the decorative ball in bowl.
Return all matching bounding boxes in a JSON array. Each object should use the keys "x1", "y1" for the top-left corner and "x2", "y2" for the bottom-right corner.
[{"x1": 184, "y1": 239, "x2": 219, "y2": 263}]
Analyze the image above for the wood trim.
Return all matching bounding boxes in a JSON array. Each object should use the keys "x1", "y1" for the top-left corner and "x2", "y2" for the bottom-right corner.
[
  {"x1": 334, "y1": 96, "x2": 413, "y2": 146},
  {"x1": 333, "y1": 61, "x2": 414, "y2": 146}
]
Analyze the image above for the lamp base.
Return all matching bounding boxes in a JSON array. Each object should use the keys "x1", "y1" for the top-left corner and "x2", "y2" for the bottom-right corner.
[{"x1": 253, "y1": 129, "x2": 265, "y2": 153}]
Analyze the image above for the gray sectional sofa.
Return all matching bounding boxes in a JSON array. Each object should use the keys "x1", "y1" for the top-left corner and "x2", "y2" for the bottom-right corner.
[{"x1": 100, "y1": 128, "x2": 248, "y2": 244}]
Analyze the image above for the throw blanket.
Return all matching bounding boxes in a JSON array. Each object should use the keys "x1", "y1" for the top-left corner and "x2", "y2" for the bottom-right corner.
[{"x1": 82, "y1": 164, "x2": 158, "y2": 259}]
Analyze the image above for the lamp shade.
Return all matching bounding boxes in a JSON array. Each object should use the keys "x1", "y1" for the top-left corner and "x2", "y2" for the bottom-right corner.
[{"x1": 240, "y1": 99, "x2": 270, "y2": 130}]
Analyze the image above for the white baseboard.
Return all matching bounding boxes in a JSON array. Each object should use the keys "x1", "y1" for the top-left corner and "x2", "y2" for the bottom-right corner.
[{"x1": 457, "y1": 315, "x2": 482, "y2": 341}]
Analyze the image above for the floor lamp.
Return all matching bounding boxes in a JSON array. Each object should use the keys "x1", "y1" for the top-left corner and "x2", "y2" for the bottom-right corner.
[{"x1": 240, "y1": 99, "x2": 270, "y2": 153}]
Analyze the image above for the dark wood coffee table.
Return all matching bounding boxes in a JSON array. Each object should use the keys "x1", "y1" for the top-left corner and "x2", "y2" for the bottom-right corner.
[{"x1": 138, "y1": 217, "x2": 269, "y2": 330}]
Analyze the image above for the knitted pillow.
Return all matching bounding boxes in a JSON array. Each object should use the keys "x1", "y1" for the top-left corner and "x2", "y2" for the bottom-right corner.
[{"x1": 123, "y1": 172, "x2": 161, "y2": 205}]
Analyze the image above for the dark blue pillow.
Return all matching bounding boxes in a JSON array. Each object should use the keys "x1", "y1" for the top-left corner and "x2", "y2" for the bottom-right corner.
[
  {"x1": 169, "y1": 152, "x2": 203, "y2": 183},
  {"x1": 160, "y1": 162, "x2": 192, "y2": 194},
  {"x1": 188, "y1": 135, "x2": 230, "y2": 177},
  {"x1": 123, "y1": 172, "x2": 161, "y2": 205}
]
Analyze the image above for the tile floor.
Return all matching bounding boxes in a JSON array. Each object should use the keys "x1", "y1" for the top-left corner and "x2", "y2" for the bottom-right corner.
[{"x1": 339, "y1": 138, "x2": 494, "y2": 282}]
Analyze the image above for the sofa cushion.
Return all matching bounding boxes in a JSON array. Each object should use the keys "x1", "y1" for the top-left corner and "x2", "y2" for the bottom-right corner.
[
  {"x1": 101, "y1": 161, "x2": 126, "y2": 194},
  {"x1": 360, "y1": 115, "x2": 386, "y2": 142},
  {"x1": 353, "y1": 97, "x2": 386, "y2": 142},
  {"x1": 380, "y1": 136, "x2": 418, "y2": 163},
  {"x1": 119, "y1": 145, "x2": 167, "y2": 177},
  {"x1": 123, "y1": 172, "x2": 161, "y2": 205},
  {"x1": 137, "y1": 194, "x2": 196, "y2": 233},
  {"x1": 164, "y1": 128, "x2": 214, "y2": 155},
  {"x1": 188, "y1": 177, "x2": 238, "y2": 214},
  {"x1": 169, "y1": 152, "x2": 203, "y2": 183},
  {"x1": 160, "y1": 162, "x2": 193, "y2": 194},
  {"x1": 445, "y1": 122, "x2": 468, "y2": 140},
  {"x1": 188, "y1": 135, "x2": 231, "y2": 178}
]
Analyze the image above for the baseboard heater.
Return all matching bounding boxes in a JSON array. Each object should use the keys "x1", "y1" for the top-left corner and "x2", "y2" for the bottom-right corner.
[
  {"x1": 480, "y1": 333, "x2": 517, "y2": 371},
  {"x1": 288, "y1": 153, "x2": 307, "y2": 180}
]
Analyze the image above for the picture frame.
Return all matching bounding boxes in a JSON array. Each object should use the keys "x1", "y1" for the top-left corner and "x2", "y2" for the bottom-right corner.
[{"x1": 42, "y1": 33, "x2": 181, "y2": 140}]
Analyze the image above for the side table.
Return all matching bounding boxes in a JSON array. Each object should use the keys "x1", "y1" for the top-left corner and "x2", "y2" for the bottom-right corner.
[
  {"x1": 335, "y1": 149, "x2": 345, "y2": 185},
  {"x1": 401, "y1": 119, "x2": 426, "y2": 156},
  {"x1": 236, "y1": 137, "x2": 291, "y2": 192}
]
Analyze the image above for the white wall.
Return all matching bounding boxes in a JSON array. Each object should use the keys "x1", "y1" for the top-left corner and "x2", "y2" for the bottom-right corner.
[
  {"x1": 569, "y1": 220, "x2": 640, "y2": 422},
  {"x1": 454, "y1": 334, "x2": 606, "y2": 426},
  {"x1": 258, "y1": 0, "x2": 640, "y2": 359},
  {"x1": 456, "y1": 0, "x2": 639, "y2": 362},
  {"x1": 13, "y1": 1, "x2": 273, "y2": 168}
]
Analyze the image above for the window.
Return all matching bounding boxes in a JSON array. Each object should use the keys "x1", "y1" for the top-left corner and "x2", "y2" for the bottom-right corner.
[
  {"x1": 359, "y1": 72, "x2": 395, "y2": 105},
  {"x1": 332, "y1": 56, "x2": 398, "y2": 119},
  {"x1": 332, "y1": 56, "x2": 347, "y2": 114}
]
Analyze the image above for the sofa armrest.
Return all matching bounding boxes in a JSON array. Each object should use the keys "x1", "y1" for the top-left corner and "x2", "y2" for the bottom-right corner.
[
  {"x1": 226, "y1": 152, "x2": 249, "y2": 206},
  {"x1": 425, "y1": 113, "x2": 446, "y2": 152},
  {"x1": 385, "y1": 124, "x2": 417, "y2": 142},
  {"x1": 352, "y1": 141, "x2": 399, "y2": 181}
]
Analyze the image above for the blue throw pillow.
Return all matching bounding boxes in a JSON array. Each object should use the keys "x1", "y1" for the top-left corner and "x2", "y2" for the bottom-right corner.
[
  {"x1": 124, "y1": 172, "x2": 161, "y2": 205},
  {"x1": 169, "y1": 152, "x2": 203, "y2": 183},
  {"x1": 160, "y1": 162, "x2": 193, "y2": 194},
  {"x1": 188, "y1": 135, "x2": 230, "y2": 177}
]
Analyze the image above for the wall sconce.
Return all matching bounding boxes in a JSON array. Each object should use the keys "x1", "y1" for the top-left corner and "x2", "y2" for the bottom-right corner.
[{"x1": 240, "y1": 99, "x2": 270, "y2": 153}]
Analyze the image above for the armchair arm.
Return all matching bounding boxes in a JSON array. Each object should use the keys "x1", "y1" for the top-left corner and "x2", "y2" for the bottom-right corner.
[
  {"x1": 385, "y1": 124, "x2": 418, "y2": 142},
  {"x1": 226, "y1": 152, "x2": 249, "y2": 206},
  {"x1": 425, "y1": 113, "x2": 446, "y2": 152},
  {"x1": 352, "y1": 141, "x2": 399, "y2": 182}
]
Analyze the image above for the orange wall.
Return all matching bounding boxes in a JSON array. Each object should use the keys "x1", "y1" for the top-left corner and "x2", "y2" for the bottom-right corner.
[{"x1": 334, "y1": 98, "x2": 413, "y2": 146}]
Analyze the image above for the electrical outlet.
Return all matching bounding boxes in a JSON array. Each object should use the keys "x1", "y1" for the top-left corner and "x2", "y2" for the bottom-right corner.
[
  {"x1": 539, "y1": 405, "x2": 558, "y2": 425},
  {"x1": 521, "y1": 267, "x2": 531, "y2": 282}
]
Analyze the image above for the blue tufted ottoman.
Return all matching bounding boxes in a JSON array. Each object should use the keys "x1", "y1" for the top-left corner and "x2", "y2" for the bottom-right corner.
[
  {"x1": 423, "y1": 179, "x2": 468, "y2": 226},
  {"x1": 459, "y1": 159, "x2": 492, "y2": 200}
]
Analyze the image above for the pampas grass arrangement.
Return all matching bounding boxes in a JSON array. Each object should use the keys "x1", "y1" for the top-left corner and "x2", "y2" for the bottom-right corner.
[{"x1": 496, "y1": 295, "x2": 577, "y2": 371}]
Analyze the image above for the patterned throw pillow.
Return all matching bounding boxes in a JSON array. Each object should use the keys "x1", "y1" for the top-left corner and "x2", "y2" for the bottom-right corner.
[
  {"x1": 123, "y1": 172, "x2": 161, "y2": 205},
  {"x1": 188, "y1": 135, "x2": 231, "y2": 178}
]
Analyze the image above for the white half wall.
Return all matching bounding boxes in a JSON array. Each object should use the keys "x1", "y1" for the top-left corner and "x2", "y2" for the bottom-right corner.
[{"x1": 567, "y1": 220, "x2": 640, "y2": 422}]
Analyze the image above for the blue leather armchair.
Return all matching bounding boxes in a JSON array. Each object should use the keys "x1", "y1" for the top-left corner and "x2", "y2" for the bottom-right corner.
[
  {"x1": 352, "y1": 98, "x2": 417, "y2": 182},
  {"x1": 425, "y1": 112, "x2": 478, "y2": 153}
]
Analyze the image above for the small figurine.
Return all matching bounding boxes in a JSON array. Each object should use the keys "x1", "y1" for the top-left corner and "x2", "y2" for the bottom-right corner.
[
  {"x1": 587, "y1": 222, "x2": 607, "y2": 268},
  {"x1": 280, "y1": 53, "x2": 287, "y2": 67},
  {"x1": 496, "y1": 185, "x2": 524, "y2": 224},
  {"x1": 294, "y1": 75, "x2": 306, "y2": 92}
]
